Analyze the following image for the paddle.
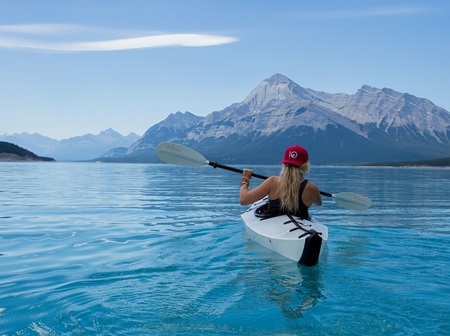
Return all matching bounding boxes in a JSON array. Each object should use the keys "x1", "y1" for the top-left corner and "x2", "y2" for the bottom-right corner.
[{"x1": 157, "y1": 142, "x2": 372, "y2": 211}]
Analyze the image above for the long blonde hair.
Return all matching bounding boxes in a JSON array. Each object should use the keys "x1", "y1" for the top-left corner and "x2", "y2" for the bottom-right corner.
[{"x1": 279, "y1": 162, "x2": 310, "y2": 214}]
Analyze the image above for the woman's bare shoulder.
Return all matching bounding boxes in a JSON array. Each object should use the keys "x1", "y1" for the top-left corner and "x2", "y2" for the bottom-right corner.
[
  {"x1": 306, "y1": 180, "x2": 319, "y2": 191},
  {"x1": 266, "y1": 175, "x2": 279, "y2": 185}
]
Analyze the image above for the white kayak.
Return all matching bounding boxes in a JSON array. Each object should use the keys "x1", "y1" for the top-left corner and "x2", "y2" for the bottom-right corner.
[{"x1": 240, "y1": 198, "x2": 328, "y2": 266}]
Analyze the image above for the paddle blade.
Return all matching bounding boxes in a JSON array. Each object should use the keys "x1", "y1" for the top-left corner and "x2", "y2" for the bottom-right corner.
[
  {"x1": 157, "y1": 142, "x2": 209, "y2": 167},
  {"x1": 332, "y1": 192, "x2": 372, "y2": 211}
]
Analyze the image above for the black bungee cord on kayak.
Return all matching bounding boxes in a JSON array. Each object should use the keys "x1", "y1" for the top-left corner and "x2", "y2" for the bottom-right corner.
[{"x1": 285, "y1": 214, "x2": 323, "y2": 266}]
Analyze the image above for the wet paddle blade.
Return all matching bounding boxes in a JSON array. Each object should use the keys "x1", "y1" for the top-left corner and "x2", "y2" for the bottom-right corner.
[
  {"x1": 157, "y1": 142, "x2": 209, "y2": 167},
  {"x1": 332, "y1": 192, "x2": 372, "y2": 211}
]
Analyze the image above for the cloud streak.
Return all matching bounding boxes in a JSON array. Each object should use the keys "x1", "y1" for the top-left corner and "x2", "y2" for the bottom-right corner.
[{"x1": 0, "y1": 24, "x2": 238, "y2": 52}]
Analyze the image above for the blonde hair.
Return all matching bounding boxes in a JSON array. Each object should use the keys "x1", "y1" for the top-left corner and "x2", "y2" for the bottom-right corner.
[{"x1": 279, "y1": 162, "x2": 310, "y2": 214}]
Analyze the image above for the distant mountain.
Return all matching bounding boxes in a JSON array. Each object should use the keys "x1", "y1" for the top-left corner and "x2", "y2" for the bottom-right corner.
[
  {"x1": 362, "y1": 156, "x2": 450, "y2": 167},
  {"x1": 124, "y1": 111, "x2": 203, "y2": 160},
  {"x1": 0, "y1": 141, "x2": 55, "y2": 162},
  {"x1": 0, "y1": 129, "x2": 140, "y2": 161},
  {"x1": 101, "y1": 74, "x2": 450, "y2": 165}
]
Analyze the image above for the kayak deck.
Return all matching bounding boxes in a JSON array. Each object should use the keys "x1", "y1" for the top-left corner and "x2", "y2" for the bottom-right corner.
[{"x1": 240, "y1": 198, "x2": 328, "y2": 265}]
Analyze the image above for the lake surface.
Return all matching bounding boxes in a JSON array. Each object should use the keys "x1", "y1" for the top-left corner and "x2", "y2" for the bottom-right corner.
[{"x1": 1, "y1": 162, "x2": 449, "y2": 335}]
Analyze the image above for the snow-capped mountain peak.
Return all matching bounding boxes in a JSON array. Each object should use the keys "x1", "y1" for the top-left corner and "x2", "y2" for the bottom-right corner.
[{"x1": 242, "y1": 73, "x2": 313, "y2": 113}]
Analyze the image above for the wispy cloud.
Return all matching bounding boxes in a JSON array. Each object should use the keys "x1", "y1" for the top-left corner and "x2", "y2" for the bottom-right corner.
[
  {"x1": 0, "y1": 24, "x2": 238, "y2": 52},
  {"x1": 294, "y1": 5, "x2": 430, "y2": 20}
]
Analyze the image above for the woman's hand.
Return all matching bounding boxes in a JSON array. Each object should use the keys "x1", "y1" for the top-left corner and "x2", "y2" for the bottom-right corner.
[{"x1": 241, "y1": 169, "x2": 253, "y2": 186}]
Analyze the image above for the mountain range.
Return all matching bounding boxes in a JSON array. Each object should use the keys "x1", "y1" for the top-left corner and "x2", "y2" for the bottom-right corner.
[
  {"x1": 3, "y1": 73, "x2": 449, "y2": 165},
  {"x1": 101, "y1": 73, "x2": 450, "y2": 165},
  {"x1": 0, "y1": 129, "x2": 140, "y2": 161}
]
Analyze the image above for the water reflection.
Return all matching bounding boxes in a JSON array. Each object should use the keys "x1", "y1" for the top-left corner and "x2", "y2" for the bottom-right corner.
[{"x1": 243, "y1": 242, "x2": 324, "y2": 319}]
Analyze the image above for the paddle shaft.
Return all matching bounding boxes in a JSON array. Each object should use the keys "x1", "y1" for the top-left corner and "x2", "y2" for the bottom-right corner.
[
  {"x1": 208, "y1": 161, "x2": 267, "y2": 179},
  {"x1": 157, "y1": 142, "x2": 371, "y2": 210},
  {"x1": 208, "y1": 161, "x2": 332, "y2": 198}
]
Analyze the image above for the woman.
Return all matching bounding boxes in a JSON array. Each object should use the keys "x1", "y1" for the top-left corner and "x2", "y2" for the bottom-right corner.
[{"x1": 239, "y1": 145, "x2": 322, "y2": 220}]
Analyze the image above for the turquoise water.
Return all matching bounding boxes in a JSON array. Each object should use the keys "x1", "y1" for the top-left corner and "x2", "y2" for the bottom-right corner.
[{"x1": 0, "y1": 163, "x2": 449, "y2": 335}]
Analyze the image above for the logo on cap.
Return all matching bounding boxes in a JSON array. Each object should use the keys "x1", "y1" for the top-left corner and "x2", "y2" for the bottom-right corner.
[{"x1": 289, "y1": 151, "x2": 298, "y2": 159}]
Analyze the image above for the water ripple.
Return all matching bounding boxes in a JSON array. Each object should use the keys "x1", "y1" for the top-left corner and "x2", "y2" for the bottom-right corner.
[{"x1": 0, "y1": 163, "x2": 449, "y2": 335}]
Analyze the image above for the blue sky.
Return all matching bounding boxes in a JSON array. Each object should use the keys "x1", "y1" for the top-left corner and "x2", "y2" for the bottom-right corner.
[{"x1": 1, "y1": 0, "x2": 449, "y2": 139}]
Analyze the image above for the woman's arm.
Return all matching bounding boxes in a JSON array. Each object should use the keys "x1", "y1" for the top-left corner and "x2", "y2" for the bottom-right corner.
[
  {"x1": 303, "y1": 182, "x2": 322, "y2": 207},
  {"x1": 240, "y1": 174, "x2": 276, "y2": 205}
]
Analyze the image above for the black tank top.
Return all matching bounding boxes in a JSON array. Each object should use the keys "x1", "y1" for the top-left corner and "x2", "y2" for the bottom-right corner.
[{"x1": 267, "y1": 179, "x2": 310, "y2": 220}]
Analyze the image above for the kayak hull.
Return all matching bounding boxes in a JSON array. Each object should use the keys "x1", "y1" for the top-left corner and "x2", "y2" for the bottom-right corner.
[{"x1": 240, "y1": 198, "x2": 328, "y2": 266}]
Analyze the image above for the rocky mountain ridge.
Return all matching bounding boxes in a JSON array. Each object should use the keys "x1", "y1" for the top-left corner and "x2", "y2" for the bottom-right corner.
[{"x1": 110, "y1": 74, "x2": 449, "y2": 164}]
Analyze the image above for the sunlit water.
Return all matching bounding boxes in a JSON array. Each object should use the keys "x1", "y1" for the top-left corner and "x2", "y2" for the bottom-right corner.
[{"x1": 0, "y1": 163, "x2": 449, "y2": 335}]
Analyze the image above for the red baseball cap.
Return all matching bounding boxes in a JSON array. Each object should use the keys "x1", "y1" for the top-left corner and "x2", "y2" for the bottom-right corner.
[{"x1": 281, "y1": 145, "x2": 309, "y2": 166}]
